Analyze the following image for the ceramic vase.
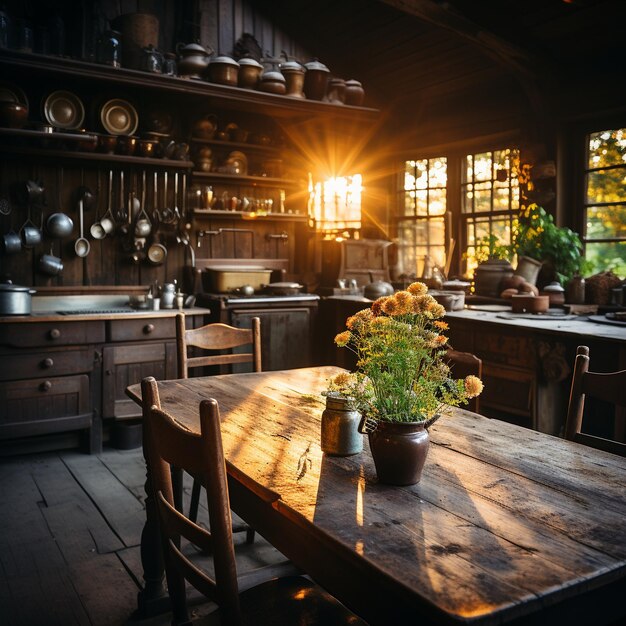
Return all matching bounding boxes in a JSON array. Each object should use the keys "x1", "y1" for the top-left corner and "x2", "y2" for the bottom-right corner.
[{"x1": 368, "y1": 421, "x2": 429, "y2": 485}]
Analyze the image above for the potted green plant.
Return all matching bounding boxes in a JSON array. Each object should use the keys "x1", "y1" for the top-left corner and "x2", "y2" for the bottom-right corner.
[
  {"x1": 512, "y1": 204, "x2": 583, "y2": 287},
  {"x1": 326, "y1": 283, "x2": 483, "y2": 485},
  {"x1": 469, "y1": 234, "x2": 514, "y2": 297}
]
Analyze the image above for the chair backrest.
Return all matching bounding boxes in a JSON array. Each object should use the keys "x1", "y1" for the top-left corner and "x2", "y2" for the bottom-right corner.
[
  {"x1": 140, "y1": 376, "x2": 280, "y2": 625},
  {"x1": 446, "y1": 348, "x2": 483, "y2": 414},
  {"x1": 564, "y1": 345, "x2": 626, "y2": 457},
  {"x1": 176, "y1": 313, "x2": 261, "y2": 378}
]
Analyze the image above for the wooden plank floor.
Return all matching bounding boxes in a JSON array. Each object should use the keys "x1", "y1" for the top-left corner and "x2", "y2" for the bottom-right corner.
[{"x1": 0, "y1": 447, "x2": 291, "y2": 626}]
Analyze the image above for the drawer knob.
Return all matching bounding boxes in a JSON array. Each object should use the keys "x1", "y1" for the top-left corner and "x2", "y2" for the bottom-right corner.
[
  {"x1": 42, "y1": 358, "x2": 54, "y2": 369},
  {"x1": 143, "y1": 323, "x2": 155, "y2": 334},
  {"x1": 41, "y1": 380, "x2": 52, "y2": 392},
  {"x1": 49, "y1": 328, "x2": 61, "y2": 340}
]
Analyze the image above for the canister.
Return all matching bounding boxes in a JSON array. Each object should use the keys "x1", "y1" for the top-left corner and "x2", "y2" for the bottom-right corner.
[{"x1": 321, "y1": 395, "x2": 363, "y2": 456}]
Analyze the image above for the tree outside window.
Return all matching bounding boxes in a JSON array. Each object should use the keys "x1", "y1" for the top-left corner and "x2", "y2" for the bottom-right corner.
[{"x1": 584, "y1": 128, "x2": 626, "y2": 277}]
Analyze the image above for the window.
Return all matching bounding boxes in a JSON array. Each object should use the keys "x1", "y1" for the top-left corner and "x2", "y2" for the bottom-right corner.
[
  {"x1": 462, "y1": 148, "x2": 520, "y2": 275},
  {"x1": 396, "y1": 157, "x2": 447, "y2": 278},
  {"x1": 310, "y1": 174, "x2": 362, "y2": 232},
  {"x1": 584, "y1": 128, "x2": 626, "y2": 276},
  {"x1": 395, "y1": 147, "x2": 519, "y2": 278}
]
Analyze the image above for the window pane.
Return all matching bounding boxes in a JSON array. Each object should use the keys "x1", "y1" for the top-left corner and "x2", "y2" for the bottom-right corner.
[
  {"x1": 463, "y1": 184, "x2": 473, "y2": 213},
  {"x1": 473, "y1": 183, "x2": 492, "y2": 212},
  {"x1": 429, "y1": 246, "x2": 446, "y2": 269},
  {"x1": 428, "y1": 188, "x2": 446, "y2": 215},
  {"x1": 588, "y1": 128, "x2": 626, "y2": 169},
  {"x1": 491, "y1": 219, "x2": 511, "y2": 246},
  {"x1": 586, "y1": 168, "x2": 626, "y2": 203},
  {"x1": 415, "y1": 190, "x2": 428, "y2": 216},
  {"x1": 585, "y1": 241, "x2": 626, "y2": 276},
  {"x1": 493, "y1": 184, "x2": 511, "y2": 211},
  {"x1": 586, "y1": 205, "x2": 626, "y2": 239},
  {"x1": 428, "y1": 157, "x2": 447, "y2": 187},
  {"x1": 472, "y1": 153, "x2": 492, "y2": 181},
  {"x1": 403, "y1": 191, "x2": 415, "y2": 217}
]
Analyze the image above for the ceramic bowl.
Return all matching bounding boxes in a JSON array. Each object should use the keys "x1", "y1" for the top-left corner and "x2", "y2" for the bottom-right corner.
[{"x1": 0, "y1": 102, "x2": 28, "y2": 128}]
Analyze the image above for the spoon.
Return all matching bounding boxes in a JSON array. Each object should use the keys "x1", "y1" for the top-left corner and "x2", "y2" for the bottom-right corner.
[{"x1": 75, "y1": 198, "x2": 90, "y2": 257}]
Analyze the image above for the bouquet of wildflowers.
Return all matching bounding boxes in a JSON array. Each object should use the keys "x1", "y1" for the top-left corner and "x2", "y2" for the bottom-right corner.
[{"x1": 326, "y1": 282, "x2": 483, "y2": 429}]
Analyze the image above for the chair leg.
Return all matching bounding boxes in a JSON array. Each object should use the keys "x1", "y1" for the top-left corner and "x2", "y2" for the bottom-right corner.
[{"x1": 189, "y1": 477, "x2": 201, "y2": 523}]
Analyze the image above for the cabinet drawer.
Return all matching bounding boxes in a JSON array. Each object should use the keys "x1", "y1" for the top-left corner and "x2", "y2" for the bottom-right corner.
[
  {"x1": 108, "y1": 317, "x2": 175, "y2": 342},
  {"x1": 0, "y1": 348, "x2": 94, "y2": 381},
  {"x1": 0, "y1": 321, "x2": 105, "y2": 348},
  {"x1": 477, "y1": 330, "x2": 536, "y2": 370},
  {"x1": 0, "y1": 374, "x2": 91, "y2": 438}
]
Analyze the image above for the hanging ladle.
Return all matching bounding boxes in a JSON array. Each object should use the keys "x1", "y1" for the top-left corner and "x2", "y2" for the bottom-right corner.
[{"x1": 74, "y1": 197, "x2": 90, "y2": 257}]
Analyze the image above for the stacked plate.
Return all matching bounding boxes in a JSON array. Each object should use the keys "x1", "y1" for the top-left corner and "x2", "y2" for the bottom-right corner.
[
  {"x1": 100, "y1": 99, "x2": 139, "y2": 136},
  {"x1": 43, "y1": 90, "x2": 84, "y2": 130}
]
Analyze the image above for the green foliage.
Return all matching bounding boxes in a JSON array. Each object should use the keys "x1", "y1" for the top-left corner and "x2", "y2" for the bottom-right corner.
[
  {"x1": 512, "y1": 204, "x2": 583, "y2": 286},
  {"x1": 326, "y1": 284, "x2": 483, "y2": 426},
  {"x1": 472, "y1": 234, "x2": 513, "y2": 264}
]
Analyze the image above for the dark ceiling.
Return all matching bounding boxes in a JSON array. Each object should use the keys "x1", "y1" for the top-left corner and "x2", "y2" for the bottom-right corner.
[{"x1": 254, "y1": 0, "x2": 626, "y2": 148}]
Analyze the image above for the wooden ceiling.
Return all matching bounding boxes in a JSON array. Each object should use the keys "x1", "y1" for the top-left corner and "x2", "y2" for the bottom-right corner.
[{"x1": 254, "y1": 0, "x2": 625, "y2": 149}]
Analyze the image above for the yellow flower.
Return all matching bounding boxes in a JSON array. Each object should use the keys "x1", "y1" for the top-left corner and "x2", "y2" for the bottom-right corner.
[
  {"x1": 334, "y1": 331, "x2": 351, "y2": 347},
  {"x1": 426, "y1": 301, "x2": 446, "y2": 319},
  {"x1": 382, "y1": 297, "x2": 399, "y2": 315},
  {"x1": 464, "y1": 375, "x2": 484, "y2": 398},
  {"x1": 407, "y1": 282, "x2": 428, "y2": 295},
  {"x1": 371, "y1": 297, "x2": 390, "y2": 316},
  {"x1": 434, "y1": 320, "x2": 449, "y2": 330},
  {"x1": 371, "y1": 316, "x2": 391, "y2": 328}
]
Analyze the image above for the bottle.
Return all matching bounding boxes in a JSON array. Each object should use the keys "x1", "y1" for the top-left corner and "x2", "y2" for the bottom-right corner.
[{"x1": 161, "y1": 283, "x2": 175, "y2": 309}]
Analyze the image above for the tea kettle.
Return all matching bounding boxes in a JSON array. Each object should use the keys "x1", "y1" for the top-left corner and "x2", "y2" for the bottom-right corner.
[{"x1": 364, "y1": 272, "x2": 395, "y2": 300}]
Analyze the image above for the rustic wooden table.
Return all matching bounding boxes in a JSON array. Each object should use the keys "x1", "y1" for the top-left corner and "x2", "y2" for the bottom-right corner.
[{"x1": 127, "y1": 366, "x2": 626, "y2": 625}]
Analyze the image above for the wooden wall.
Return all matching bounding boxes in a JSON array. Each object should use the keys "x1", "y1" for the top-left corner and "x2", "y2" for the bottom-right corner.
[{"x1": 0, "y1": 0, "x2": 319, "y2": 291}]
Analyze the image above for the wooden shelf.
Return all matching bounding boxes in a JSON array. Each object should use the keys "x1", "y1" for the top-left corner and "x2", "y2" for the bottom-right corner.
[
  {"x1": 0, "y1": 143, "x2": 193, "y2": 169},
  {"x1": 0, "y1": 50, "x2": 379, "y2": 122},
  {"x1": 193, "y1": 209, "x2": 307, "y2": 222},
  {"x1": 190, "y1": 137, "x2": 281, "y2": 154},
  {"x1": 190, "y1": 171, "x2": 298, "y2": 186}
]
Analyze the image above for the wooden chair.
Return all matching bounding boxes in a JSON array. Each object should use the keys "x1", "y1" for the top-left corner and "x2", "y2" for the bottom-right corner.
[
  {"x1": 446, "y1": 348, "x2": 483, "y2": 414},
  {"x1": 141, "y1": 376, "x2": 368, "y2": 626},
  {"x1": 176, "y1": 313, "x2": 261, "y2": 538},
  {"x1": 564, "y1": 345, "x2": 626, "y2": 457}
]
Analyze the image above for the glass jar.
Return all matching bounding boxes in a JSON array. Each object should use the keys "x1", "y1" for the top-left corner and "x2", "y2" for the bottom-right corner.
[
  {"x1": 321, "y1": 396, "x2": 363, "y2": 456},
  {"x1": 97, "y1": 29, "x2": 122, "y2": 68}
]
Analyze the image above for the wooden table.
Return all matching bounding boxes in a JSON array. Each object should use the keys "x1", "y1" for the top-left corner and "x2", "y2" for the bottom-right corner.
[{"x1": 126, "y1": 366, "x2": 626, "y2": 625}]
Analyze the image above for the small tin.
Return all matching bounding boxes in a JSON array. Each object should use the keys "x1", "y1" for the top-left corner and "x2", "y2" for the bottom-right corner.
[{"x1": 321, "y1": 395, "x2": 363, "y2": 456}]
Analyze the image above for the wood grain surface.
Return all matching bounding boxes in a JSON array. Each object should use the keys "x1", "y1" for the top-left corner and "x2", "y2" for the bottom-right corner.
[{"x1": 127, "y1": 366, "x2": 626, "y2": 625}]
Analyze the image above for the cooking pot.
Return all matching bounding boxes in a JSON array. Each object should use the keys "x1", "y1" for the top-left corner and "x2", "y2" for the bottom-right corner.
[
  {"x1": 176, "y1": 42, "x2": 212, "y2": 79},
  {"x1": 46, "y1": 212, "x2": 74, "y2": 238},
  {"x1": 0, "y1": 280, "x2": 36, "y2": 315},
  {"x1": 238, "y1": 57, "x2": 263, "y2": 89}
]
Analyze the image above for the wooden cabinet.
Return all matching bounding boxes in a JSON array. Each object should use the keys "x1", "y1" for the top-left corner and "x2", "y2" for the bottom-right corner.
[
  {"x1": 0, "y1": 310, "x2": 207, "y2": 454},
  {"x1": 200, "y1": 295, "x2": 319, "y2": 372},
  {"x1": 231, "y1": 307, "x2": 315, "y2": 371},
  {"x1": 0, "y1": 320, "x2": 103, "y2": 452}
]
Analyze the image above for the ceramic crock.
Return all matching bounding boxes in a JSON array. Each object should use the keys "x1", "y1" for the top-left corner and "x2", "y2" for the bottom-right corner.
[
  {"x1": 368, "y1": 421, "x2": 429, "y2": 486},
  {"x1": 303, "y1": 58, "x2": 329, "y2": 100}
]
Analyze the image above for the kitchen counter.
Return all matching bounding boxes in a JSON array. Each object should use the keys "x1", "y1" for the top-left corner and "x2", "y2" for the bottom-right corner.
[
  {"x1": 445, "y1": 307, "x2": 626, "y2": 343},
  {"x1": 1, "y1": 307, "x2": 211, "y2": 323}
]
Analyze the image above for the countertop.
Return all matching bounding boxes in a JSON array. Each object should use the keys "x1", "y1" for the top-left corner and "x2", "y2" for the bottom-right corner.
[
  {"x1": 445, "y1": 307, "x2": 626, "y2": 343},
  {"x1": 0, "y1": 307, "x2": 211, "y2": 324}
]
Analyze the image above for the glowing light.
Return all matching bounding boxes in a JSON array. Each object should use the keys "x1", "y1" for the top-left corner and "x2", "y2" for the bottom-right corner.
[{"x1": 311, "y1": 174, "x2": 362, "y2": 231}]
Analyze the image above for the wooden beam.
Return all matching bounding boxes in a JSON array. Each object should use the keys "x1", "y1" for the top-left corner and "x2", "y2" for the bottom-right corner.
[{"x1": 377, "y1": 0, "x2": 538, "y2": 80}]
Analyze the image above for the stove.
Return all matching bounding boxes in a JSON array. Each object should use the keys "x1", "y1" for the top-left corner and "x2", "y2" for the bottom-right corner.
[{"x1": 197, "y1": 293, "x2": 320, "y2": 306}]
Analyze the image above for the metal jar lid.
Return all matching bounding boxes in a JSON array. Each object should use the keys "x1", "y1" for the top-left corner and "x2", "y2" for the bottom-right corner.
[
  {"x1": 304, "y1": 58, "x2": 329, "y2": 73},
  {"x1": 238, "y1": 57, "x2": 263, "y2": 69},
  {"x1": 261, "y1": 68, "x2": 286, "y2": 83},
  {"x1": 280, "y1": 59, "x2": 304, "y2": 74},
  {"x1": 0, "y1": 280, "x2": 33, "y2": 293},
  {"x1": 209, "y1": 54, "x2": 240, "y2": 67}
]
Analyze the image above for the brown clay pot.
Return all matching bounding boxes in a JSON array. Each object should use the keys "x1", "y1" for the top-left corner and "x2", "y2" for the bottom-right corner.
[{"x1": 368, "y1": 421, "x2": 429, "y2": 485}]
